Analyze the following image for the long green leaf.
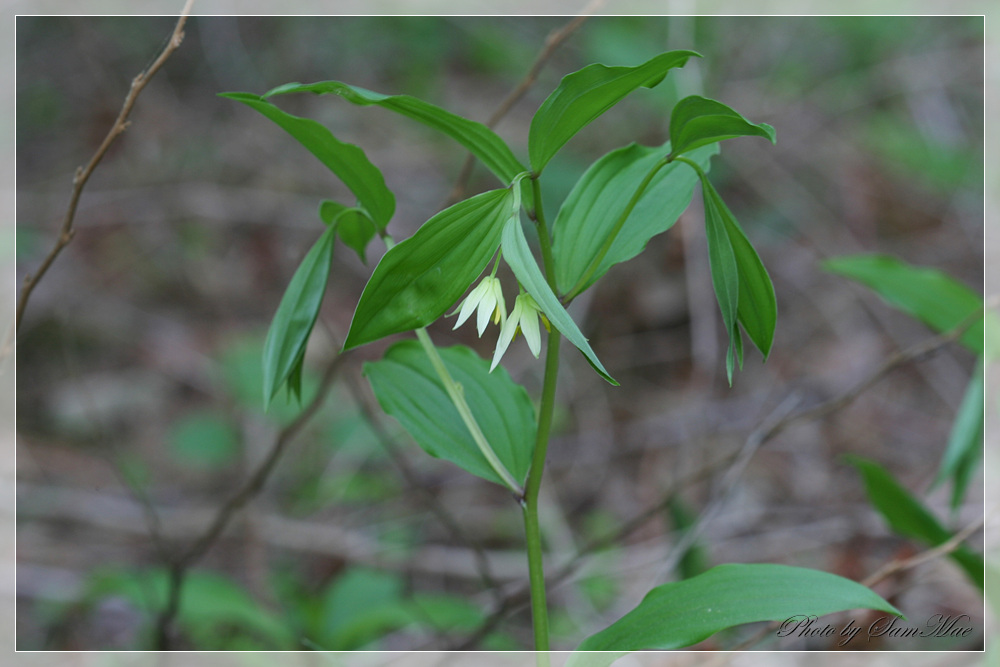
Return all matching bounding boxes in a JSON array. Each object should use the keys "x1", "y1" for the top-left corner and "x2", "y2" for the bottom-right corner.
[
  {"x1": 364, "y1": 340, "x2": 536, "y2": 486},
  {"x1": 220, "y1": 92, "x2": 394, "y2": 229},
  {"x1": 528, "y1": 50, "x2": 699, "y2": 174},
  {"x1": 572, "y1": 563, "x2": 900, "y2": 660},
  {"x1": 823, "y1": 254, "x2": 983, "y2": 354},
  {"x1": 552, "y1": 141, "x2": 716, "y2": 295},
  {"x1": 264, "y1": 80, "x2": 531, "y2": 208},
  {"x1": 501, "y1": 216, "x2": 617, "y2": 385},
  {"x1": 848, "y1": 456, "x2": 984, "y2": 591},
  {"x1": 935, "y1": 356, "x2": 984, "y2": 511},
  {"x1": 700, "y1": 174, "x2": 777, "y2": 381},
  {"x1": 262, "y1": 225, "x2": 336, "y2": 409},
  {"x1": 669, "y1": 95, "x2": 776, "y2": 158},
  {"x1": 344, "y1": 188, "x2": 512, "y2": 350}
]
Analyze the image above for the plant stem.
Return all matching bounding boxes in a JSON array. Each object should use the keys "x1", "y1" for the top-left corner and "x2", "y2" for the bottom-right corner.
[
  {"x1": 523, "y1": 328, "x2": 560, "y2": 658},
  {"x1": 521, "y1": 174, "x2": 558, "y2": 660},
  {"x1": 532, "y1": 177, "x2": 558, "y2": 293},
  {"x1": 564, "y1": 155, "x2": 672, "y2": 302},
  {"x1": 414, "y1": 327, "x2": 523, "y2": 496}
]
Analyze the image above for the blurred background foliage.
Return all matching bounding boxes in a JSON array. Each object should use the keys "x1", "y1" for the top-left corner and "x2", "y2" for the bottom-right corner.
[{"x1": 16, "y1": 16, "x2": 983, "y2": 650}]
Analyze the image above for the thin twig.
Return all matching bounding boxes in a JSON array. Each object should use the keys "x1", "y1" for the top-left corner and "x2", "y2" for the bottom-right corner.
[
  {"x1": 153, "y1": 351, "x2": 346, "y2": 649},
  {"x1": 445, "y1": 2, "x2": 604, "y2": 205},
  {"x1": 14, "y1": 1, "x2": 194, "y2": 333},
  {"x1": 861, "y1": 512, "x2": 988, "y2": 589}
]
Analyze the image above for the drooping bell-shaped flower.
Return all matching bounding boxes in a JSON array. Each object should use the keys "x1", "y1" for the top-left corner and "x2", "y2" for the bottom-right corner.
[
  {"x1": 452, "y1": 275, "x2": 506, "y2": 336},
  {"x1": 490, "y1": 292, "x2": 543, "y2": 371}
]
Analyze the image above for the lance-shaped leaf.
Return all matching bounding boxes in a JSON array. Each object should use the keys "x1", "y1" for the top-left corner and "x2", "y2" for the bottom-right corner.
[
  {"x1": 529, "y1": 50, "x2": 699, "y2": 174},
  {"x1": 319, "y1": 200, "x2": 376, "y2": 263},
  {"x1": 823, "y1": 254, "x2": 983, "y2": 354},
  {"x1": 261, "y1": 225, "x2": 337, "y2": 410},
  {"x1": 848, "y1": 456, "x2": 984, "y2": 591},
  {"x1": 344, "y1": 188, "x2": 512, "y2": 350},
  {"x1": 934, "y1": 356, "x2": 984, "y2": 511},
  {"x1": 669, "y1": 95, "x2": 776, "y2": 158},
  {"x1": 221, "y1": 92, "x2": 394, "y2": 229},
  {"x1": 364, "y1": 341, "x2": 535, "y2": 486},
  {"x1": 553, "y1": 141, "x2": 717, "y2": 296},
  {"x1": 571, "y1": 563, "x2": 901, "y2": 661},
  {"x1": 264, "y1": 81, "x2": 532, "y2": 209},
  {"x1": 700, "y1": 174, "x2": 777, "y2": 382},
  {"x1": 501, "y1": 215, "x2": 617, "y2": 385}
]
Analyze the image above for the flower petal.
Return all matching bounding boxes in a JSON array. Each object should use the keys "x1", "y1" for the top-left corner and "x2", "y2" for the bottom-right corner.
[
  {"x1": 476, "y1": 279, "x2": 499, "y2": 336},
  {"x1": 453, "y1": 280, "x2": 488, "y2": 330},
  {"x1": 520, "y1": 301, "x2": 542, "y2": 358},
  {"x1": 491, "y1": 297, "x2": 522, "y2": 371},
  {"x1": 491, "y1": 279, "x2": 508, "y2": 328}
]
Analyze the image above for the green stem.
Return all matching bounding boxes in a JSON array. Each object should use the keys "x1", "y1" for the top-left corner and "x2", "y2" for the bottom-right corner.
[
  {"x1": 564, "y1": 155, "x2": 673, "y2": 302},
  {"x1": 521, "y1": 173, "x2": 559, "y2": 660},
  {"x1": 671, "y1": 154, "x2": 706, "y2": 177},
  {"x1": 414, "y1": 327, "x2": 523, "y2": 496},
  {"x1": 532, "y1": 176, "x2": 558, "y2": 293},
  {"x1": 523, "y1": 328, "x2": 560, "y2": 658}
]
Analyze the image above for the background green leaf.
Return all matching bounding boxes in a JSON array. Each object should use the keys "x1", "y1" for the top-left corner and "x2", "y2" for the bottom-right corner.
[
  {"x1": 848, "y1": 456, "x2": 984, "y2": 591},
  {"x1": 344, "y1": 188, "x2": 512, "y2": 350},
  {"x1": 166, "y1": 411, "x2": 240, "y2": 470},
  {"x1": 85, "y1": 569, "x2": 295, "y2": 650},
  {"x1": 552, "y1": 141, "x2": 716, "y2": 296},
  {"x1": 501, "y1": 216, "x2": 617, "y2": 385},
  {"x1": 318, "y1": 568, "x2": 409, "y2": 650},
  {"x1": 572, "y1": 563, "x2": 900, "y2": 659},
  {"x1": 934, "y1": 356, "x2": 984, "y2": 511},
  {"x1": 220, "y1": 92, "x2": 395, "y2": 229},
  {"x1": 364, "y1": 340, "x2": 536, "y2": 486},
  {"x1": 264, "y1": 80, "x2": 532, "y2": 208},
  {"x1": 528, "y1": 50, "x2": 698, "y2": 173},
  {"x1": 669, "y1": 95, "x2": 776, "y2": 157},
  {"x1": 823, "y1": 254, "x2": 983, "y2": 353},
  {"x1": 261, "y1": 225, "x2": 336, "y2": 409}
]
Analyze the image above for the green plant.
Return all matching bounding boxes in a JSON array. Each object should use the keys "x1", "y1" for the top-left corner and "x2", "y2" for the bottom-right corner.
[{"x1": 224, "y1": 51, "x2": 903, "y2": 655}]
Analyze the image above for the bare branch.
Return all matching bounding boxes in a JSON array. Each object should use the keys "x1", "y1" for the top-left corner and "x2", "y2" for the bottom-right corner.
[{"x1": 15, "y1": 1, "x2": 195, "y2": 333}]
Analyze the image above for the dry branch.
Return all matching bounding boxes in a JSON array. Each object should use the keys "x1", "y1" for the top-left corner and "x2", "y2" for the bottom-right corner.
[{"x1": 15, "y1": 1, "x2": 194, "y2": 333}]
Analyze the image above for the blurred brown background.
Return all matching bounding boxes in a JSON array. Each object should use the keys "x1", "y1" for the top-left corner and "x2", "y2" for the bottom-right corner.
[{"x1": 15, "y1": 16, "x2": 984, "y2": 651}]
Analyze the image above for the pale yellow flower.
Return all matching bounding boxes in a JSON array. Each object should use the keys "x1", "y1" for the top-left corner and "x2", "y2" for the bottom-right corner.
[
  {"x1": 452, "y1": 275, "x2": 506, "y2": 336},
  {"x1": 491, "y1": 293, "x2": 543, "y2": 371}
]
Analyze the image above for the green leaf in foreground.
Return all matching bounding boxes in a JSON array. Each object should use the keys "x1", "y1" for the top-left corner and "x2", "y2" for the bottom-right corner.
[
  {"x1": 262, "y1": 225, "x2": 336, "y2": 409},
  {"x1": 220, "y1": 92, "x2": 394, "y2": 229},
  {"x1": 364, "y1": 340, "x2": 535, "y2": 486},
  {"x1": 552, "y1": 141, "x2": 716, "y2": 296},
  {"x1": 823, "y1": 254, "x2": 983, "y2": 354},
  {"x1": 848, "y1": 456, "x2": 984, "y2": 591},
  {"x1": 572, "y1": 563, "x2": 901, "y2": 661},
  {"x1": 934, "y1": 356, "x2": 984, "y2": 512},
  {"x1": 501, "y1": 215, "x2": 617, "y2": 385},
  {"x1": 319, "y1": 200, "x2": 377, "y2": 263},
  {"x1": 669, "y1": 95, "x2": 776, "y2": 158},
  {"x1": 529, "y1": 50, "x2": 699, "y2": 173},
  {"x1": 700, "y1": 174, "x2": 777, "y2": 383},
  {"x1": 264, "y1": 80, "x2": 532, "y2": 209},
  {"x1": 344, "y1": 188, "x2": 512, "y2": 350}
]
